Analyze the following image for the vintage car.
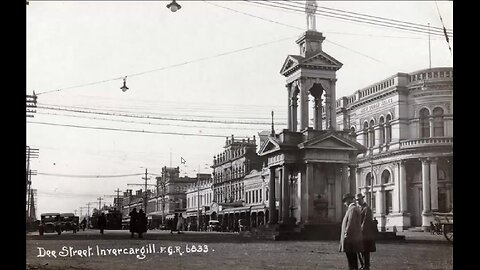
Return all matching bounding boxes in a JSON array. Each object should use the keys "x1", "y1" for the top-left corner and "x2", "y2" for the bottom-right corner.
[
  {"x1": 38, "y1": 213, "x2": 62, "y2": 235},
  {"x1": 60, "y1": 213, "x2": 78, "y2": 233},
  {"x1": 207, "y1": 220, "x2": 221, "y2": 232}
]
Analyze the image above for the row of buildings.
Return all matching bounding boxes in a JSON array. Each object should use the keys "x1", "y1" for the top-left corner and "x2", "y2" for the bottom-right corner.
[{"x1": 119, "y1": 28, "x2": 452, "y2": 234}]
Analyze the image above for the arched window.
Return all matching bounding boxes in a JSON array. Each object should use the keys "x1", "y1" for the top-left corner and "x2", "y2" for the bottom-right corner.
[
  {"x1": 381, "y1": 170, "x2": 391, "y2": 184},
  {"x1": 433, "y1": 107, "x2": 445, "y2": 137},
  {"x1": 419, "y1": 108, "x2": 430, "y2": 138},
  {"x1": 369, "y1": 120, "x2": 375, "y2": 147},
  {"x1": 363, "y1": 122, "x2": 369, "y2": 147},
  {"x1": 386, "y1": 114, "x2": 392, "y2": 143},
  {"x1": 379, "y1": 116, "x2": 385, "y2": 145}
]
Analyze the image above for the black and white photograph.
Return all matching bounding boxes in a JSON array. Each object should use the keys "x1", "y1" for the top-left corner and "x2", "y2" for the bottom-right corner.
[{"x1": 26, "y1": 1, "x2": 453, "y2": 269}]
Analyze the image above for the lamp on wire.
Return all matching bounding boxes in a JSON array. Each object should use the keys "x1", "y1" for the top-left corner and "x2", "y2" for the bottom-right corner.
[
  {"x1": 167, "y1": 0, "x2": 181, "y2": 12},
  {"x1": 120, "y1": 76, "x2": 129, "y2": 92}
]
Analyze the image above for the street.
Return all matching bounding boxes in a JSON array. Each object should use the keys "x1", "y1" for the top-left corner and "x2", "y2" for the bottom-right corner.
[{"x1": 26, "y1": 230, "x2": 453, "y2": 270}]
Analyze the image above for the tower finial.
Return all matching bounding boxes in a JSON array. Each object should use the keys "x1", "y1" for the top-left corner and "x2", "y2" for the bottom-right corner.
[
  {"x1": 271, "y1": 111, "x2": 275, "y2": 137},
  {"x1": 306, "y1": 0, "x2": 318, "y2": 31}
]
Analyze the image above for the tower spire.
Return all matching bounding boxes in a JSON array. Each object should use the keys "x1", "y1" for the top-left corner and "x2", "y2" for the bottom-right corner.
[{"x1": 271, "y1": 111, "x2": 275, "y2": 137}]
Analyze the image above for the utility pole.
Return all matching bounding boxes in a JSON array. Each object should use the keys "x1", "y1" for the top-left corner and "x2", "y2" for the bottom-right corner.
[
  {"x1": 127, "y1": 168, "x2": 151, "y2": 213},
  {"x1": 143, "y1": 168, "x2": 149, "y2": 212},
  {"x1": 26, "y1": 146, "x2": 39, "y2": 219},
  {"x1": 26, "y1": 91, "x2": 38, "y2": 118}
]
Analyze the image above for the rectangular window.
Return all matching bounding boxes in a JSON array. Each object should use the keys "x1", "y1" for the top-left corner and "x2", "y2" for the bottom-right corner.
[
  {"x1": 385, "y1": 190, "x2": 393, "y2": 215},
  {"x1": 259, "y1": 189, "x2": 262, "y2": 202},
  {"x1": 255, "y1": 190, "x2": 259, "y2": 203}
]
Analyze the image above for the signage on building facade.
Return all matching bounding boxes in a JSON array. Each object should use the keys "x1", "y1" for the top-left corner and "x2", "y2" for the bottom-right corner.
[{"x1": 359, "y1": 97, "x2": 394, "y2": 113}]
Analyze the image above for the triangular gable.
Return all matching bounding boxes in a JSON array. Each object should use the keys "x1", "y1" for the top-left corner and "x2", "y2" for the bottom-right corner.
[
  {"x1": 303, "y1": 51, "x2": 343, "y2": 69},
  {"x1": 280, "y1": 55, "x2": 304, "y2": 74},
  {"x1": 258, "y1": 137, "x2": 282, "y2": 156},
  {"x1": 299, "y1": 133, "x2": 366, "y2": 152}
]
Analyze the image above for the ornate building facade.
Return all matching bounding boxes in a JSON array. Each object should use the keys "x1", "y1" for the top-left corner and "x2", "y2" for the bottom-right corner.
[{"x1": 339, "y1": 67, "x2": 454, "y2": 231}]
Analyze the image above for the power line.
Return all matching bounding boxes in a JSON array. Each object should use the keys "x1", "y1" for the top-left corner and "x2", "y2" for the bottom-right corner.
[
  {"x1": 205, "y1": 1, "x2": 397, "y2": 69},
  {"x1": 35, "y1": 111, "x2": 279, "y2": 132},
  {"x1": 245, "y1": 0, "x2": 452, "y2": 38},
  {"x1": 35, "y1": 35, "x2": 296, "y2": 96},
  {"x1": 37, "y1": 172, "x2": 144, "y2": 178},
  {"x1": 285, "y1": 0, "x2": 453, "y2": 34},
  {"x1": 38, "y1": 102, "x2": 287, "y2": 121},
  {"x1": 27, "y1": 120, "x2": 253, "y2": 138},
  {"x1": 36, "y1": 105, "x2": 287, "y2": 125}
]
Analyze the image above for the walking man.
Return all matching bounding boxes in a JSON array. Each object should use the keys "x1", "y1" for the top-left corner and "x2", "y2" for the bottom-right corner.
[
  {"x1": 339, "y1": 193, "x2": 363, "y2": 270},
  {"x1": 356, "y1": 193, "x2": 377, "y2": 270},
  {"x1": 98, "y1": 212, "x2": 107, "y2": 235},
  {"x1": 129, "y1": 208, "x2": 138, "y2": 238}
]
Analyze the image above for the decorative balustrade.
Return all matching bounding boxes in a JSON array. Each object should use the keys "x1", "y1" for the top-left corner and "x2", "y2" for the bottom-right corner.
[{"x1": 399, "y1": 137, "x2": 453, "y2": 148}]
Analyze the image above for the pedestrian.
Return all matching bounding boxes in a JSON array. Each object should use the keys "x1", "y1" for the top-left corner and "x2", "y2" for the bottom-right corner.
[
  {"x1": 137, "y1": 209, "x2": 147, "y2": 238},
  {"x1": 356, "y1": 193, "x2": 377, "y2": 270},
  {"x1": 129, "y1": 208, "x2": 138, "y2": 238},
  {"x1": 170, "y1": 213, "x2": 178, "y2": 234},
  {"x1": 98, "y1": 212, "x2": 107, "y2": 235},
  {"x1": 177, "y1": 213, "x2": 185, "y2": 234},
  {"x1": 339, "y1": 193, "x2": 363, "y2": 270},
  {"x1": 80, "y1": 218, "x2": 87, "y2": 231}
]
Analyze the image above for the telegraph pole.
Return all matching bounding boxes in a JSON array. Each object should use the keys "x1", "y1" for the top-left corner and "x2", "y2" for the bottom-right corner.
[
  {"x1": 143, "y1": 168, "x2": 149, "y2": 212},
  {"x1": 86, "y1": 203, "x2": 92, "y2": 228},
  {"x1": 26, "y1": 146, "x2": 39, "y2": 219}
]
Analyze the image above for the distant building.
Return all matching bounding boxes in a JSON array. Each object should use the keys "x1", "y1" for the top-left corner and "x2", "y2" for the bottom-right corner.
[{"x1": 185, "y1": 173, "x2": 213, "y2": 230}]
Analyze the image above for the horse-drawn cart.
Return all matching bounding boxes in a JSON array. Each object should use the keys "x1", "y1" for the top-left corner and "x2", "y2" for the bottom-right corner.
[{"x1": 432, "y1": 211, "x2": 453, "y2": 243}]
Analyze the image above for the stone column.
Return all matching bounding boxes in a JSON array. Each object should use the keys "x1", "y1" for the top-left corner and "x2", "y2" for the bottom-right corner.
[
  {"x1": 421, "y1": 158, "x2": 432, "y2": 229},
  {"x1": 268, "y1": 167, "x2": 277, "y2": 225},
  {"x1": 329, "y1": 79, "x2": 337, "y2": 130},
  {"x1": 399, "y1": 160, "x2": 407, "y2": 213},
  {"x1": 342, "y1": 164, "x2": 350, "y2": 196},
  {"x1": 349, "y1": 165, "x2": 357, "y2": 195},
  {"x1": 429, "y1": 117, "x2": 434, "y2": 138},
  {"x1": 430, "y1": 158, "x2": 439, "y2": 211},
  {"x1": 377, "y1": 186, "x2": 386, "y2": 231},
  {"x1": 355, "y1": 167, "x2": 361, "y2": 195},
  {"x1": 299, "y1": 81, "x2": 309, "y2": 130},
  {"x1": 281, "y1": 166, "x2": 290, "y2": 223},
  {"x1": 313, "y1": 95, "x2": 322, "y2": 130},
  {"x1": 374, "y1": 125, "x2": 381, "y2": 147},
  {"x1": 305, "y1": 162, "x2": 314, "y2": 224},
  {"x1": 287, "y1": 85, "x2": 292, "y2": 130},
  {"x1": 325, "y1": 93, "x2": 331, "y2": 130}
]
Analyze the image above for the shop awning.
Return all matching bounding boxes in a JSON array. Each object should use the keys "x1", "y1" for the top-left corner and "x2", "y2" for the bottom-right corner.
[{"x1": 221, "y1": 206, "x2": 251, "y2": 214}]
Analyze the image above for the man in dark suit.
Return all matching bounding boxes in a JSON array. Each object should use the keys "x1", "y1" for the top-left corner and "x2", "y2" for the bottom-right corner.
[
  {"x1": 339, "y1": 193, "x2": 363, "y2": 270},
  {"x1": 356, "y1": 193, "x2": 377, "y2": 270}
]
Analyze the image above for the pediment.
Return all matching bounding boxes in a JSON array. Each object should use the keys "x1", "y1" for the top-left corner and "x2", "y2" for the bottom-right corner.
[
  {"x1": 258, "y1": 137, "x2": 281, "y2": 156},
  {"x1": 280, "y1": 55, "x2": 303, "y2": 75},
  {"x1": 303, "y1": 51, "x2": 343, "y2": 69},
  {"x1": 299, "y1": 133, "x2": 365, "y2": 152}
]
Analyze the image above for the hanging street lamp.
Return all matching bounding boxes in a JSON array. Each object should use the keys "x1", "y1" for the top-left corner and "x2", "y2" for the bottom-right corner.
[
  {"x1": 167, "y1": 0, "x2": 181, "y2": 12},
  {"x1": 120, "y1": 76, "x2": 129, "y2": 92}
]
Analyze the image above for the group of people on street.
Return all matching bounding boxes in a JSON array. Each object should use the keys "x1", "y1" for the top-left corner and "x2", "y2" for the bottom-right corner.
[
  {"x1": 128, "y1": 208, "x2": 148, "y2": 238},
  {"x1": 168, "y1": 213, "x2": 185, "y2": 234},
  {"x1": 340, "y1": 193, "x2": 378, "y2": 270}
]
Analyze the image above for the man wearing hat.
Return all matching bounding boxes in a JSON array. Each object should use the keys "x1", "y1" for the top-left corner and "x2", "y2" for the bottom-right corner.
[
  {"x1": 339, "y1": 193, "x2": 363, "y2": 270},
  {"x1": 356, "y1": 193, "x2": 377, "y2": 270}
]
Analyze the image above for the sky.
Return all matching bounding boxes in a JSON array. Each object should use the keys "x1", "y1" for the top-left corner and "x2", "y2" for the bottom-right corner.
[{"x1": 26, "y1": 1, "x2": 453, "y2": 218}]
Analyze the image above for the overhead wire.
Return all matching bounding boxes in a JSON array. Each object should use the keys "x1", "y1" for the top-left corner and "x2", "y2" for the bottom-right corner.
[
  {"x1": 245, "y1": 0, "x2": 451, "y2": 38},
  {"x1": 37, "y1": 172, "x2": 144, "y2": 178},
  {"x1": 36, "y1": 104, "x2": 287, "y2": 125},
  {"x1": 205, "y1": 1, "x2": 398, "y2": 69},
  {"x1": 35, "y1": 35, "x2": 297, "y2": 96},
  {"x1": 27, "y1": 121, "x2": 256, "y2": 138}
]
